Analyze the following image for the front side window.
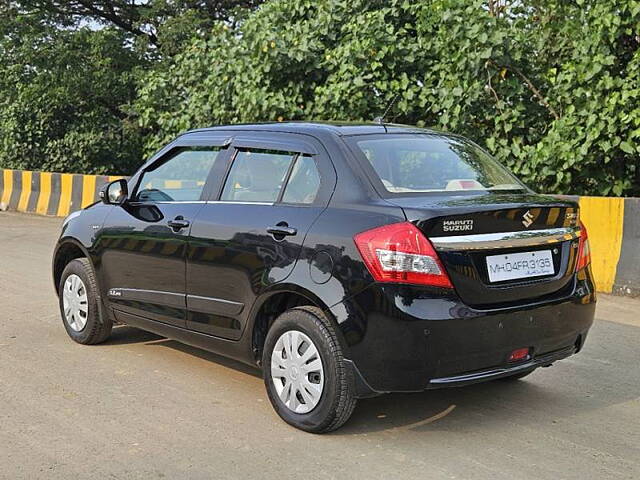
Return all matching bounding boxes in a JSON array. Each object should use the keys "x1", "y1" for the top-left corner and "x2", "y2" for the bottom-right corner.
[
  {"x1": 350, "y1": 134, "x2": 525, "y2": 194},
  {"x1": 136, "y1": 148, "x2": 221, "y2": 202},
  {"x1": 221, "y1": 149, "x2": 295, "y2": 202}
]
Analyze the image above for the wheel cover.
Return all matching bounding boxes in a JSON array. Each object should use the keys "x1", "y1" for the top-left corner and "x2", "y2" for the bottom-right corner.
[
  {"x1": 62, "y1": 274, "x2": 89, "y2": 332},
  {"x1": 271, "y1": 330, "x2": 324, "y2": 414}
]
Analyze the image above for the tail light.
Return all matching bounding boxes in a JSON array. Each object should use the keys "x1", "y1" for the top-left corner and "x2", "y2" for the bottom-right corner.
[
  {"x1": 575, "y1": 221, "x2": 591, "y2": 272},
  {"x1": 353, "y1": 221, "x2": 453, "y2": 288}
]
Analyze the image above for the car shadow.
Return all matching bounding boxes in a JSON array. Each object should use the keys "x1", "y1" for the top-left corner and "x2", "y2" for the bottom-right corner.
[
  {"x1": 100, "y1": 321, "x2": 640, "y2": 436},
  {"x1": 152, "y1": 338, "x2": 263, "y2": 379},
  {"x1": 332, "y1": 377, "x2": 562, "y2": 435},
  {"x1": 103, "y1": 325, "x2": 161, "y2": 345},
  {"x1": 104, "y1": 325, "x2": 263, "y2": 379}
]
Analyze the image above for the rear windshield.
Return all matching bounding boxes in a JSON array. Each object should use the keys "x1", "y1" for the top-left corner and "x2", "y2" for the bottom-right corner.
[{"x1": 349, "y1": 134, "x2": 526, "y2": 194}]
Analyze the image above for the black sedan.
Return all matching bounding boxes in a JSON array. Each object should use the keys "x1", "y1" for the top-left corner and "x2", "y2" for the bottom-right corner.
[{"x1": 52, "y1": 122, "x2": 595, "y2": 433}]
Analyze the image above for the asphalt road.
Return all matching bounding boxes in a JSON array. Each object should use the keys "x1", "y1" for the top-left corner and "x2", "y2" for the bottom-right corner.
[{"x1": 1, "y1": 211, "x2": 639, "y2": 480}]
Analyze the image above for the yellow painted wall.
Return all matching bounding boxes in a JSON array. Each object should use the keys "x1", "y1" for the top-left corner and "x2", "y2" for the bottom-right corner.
[{"x1": 578, "y1": 196, "x2": 625, "y2": 293}]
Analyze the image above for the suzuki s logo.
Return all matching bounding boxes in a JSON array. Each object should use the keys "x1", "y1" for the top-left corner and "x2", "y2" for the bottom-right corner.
[{"x1": 522, "y1": 210, "x2": 535, "y2": 228}]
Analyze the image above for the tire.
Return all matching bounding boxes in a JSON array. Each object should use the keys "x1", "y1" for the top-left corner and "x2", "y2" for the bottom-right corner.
[
  {"x1": 499, "y1": 368, "x2": 536, "y2": 381},
  {"x1": 58, "y1": 258, "x2": 112, "y2": 345},
  {"x1": 262, "y1": 306, "x2": 356, "y2": 433}
]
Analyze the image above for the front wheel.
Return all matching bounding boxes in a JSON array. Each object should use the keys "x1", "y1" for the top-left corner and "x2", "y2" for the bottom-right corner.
[
  {"x1": 58, "y1": 258, "x2": 112, "y2": 345},
  {"x1": 262, "y1": 306, "x2": 356, "y2": 433}
]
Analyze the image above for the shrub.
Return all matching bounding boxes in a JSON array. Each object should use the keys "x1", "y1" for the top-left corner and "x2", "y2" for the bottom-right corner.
[{"x1": 136, "y1": 0, "x2": 640, "y2": 196}]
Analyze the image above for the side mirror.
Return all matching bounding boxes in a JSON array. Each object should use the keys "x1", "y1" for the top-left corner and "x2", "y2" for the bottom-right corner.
[{"x1": 100, "y1": 179, "x2": 129, "y2": 205}]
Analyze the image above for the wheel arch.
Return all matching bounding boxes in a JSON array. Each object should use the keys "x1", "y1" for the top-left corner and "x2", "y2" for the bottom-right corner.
[
  {"x1": 248, "y1": 283, "x2": 349, "y2": 365},
  {"x1": 52, "y1": 238, "x2": 93, "y2": 296}
]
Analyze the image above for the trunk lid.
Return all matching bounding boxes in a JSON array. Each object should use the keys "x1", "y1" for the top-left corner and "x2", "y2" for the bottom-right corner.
[{"x1": 389, "y1": 193, "x2": 581, "y2": 307}]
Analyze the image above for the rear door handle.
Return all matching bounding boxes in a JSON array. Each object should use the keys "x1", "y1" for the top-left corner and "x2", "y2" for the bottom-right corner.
[
  {"x1": 168, "y1": 216, "x2": 190, "y2": 231},
  {"x1": 267, "y1": 225, "x2": 297, "y2": 238}
]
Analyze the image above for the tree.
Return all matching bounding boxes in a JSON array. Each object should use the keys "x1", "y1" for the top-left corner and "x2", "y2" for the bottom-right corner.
[
  {"x1": 2, "y1": 0, "x2": 639, "y2": 194},
  {"x1": 0, "y1": 0, "x2": 265, "y2": 174},
  {"x1": 135, "y1": 0, "x2": 640, "y2": 196},
  {"x1": 0, "y1": 11, "x2": 145, "y2": 174},
  {"x1": 13, "y1": 0, "x2": 264, "y2": 52}
]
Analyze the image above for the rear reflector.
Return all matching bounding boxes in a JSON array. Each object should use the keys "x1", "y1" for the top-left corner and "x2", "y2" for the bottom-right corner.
[
  {"x1": 353, "y1": 221, "x2": 453, "y2": 288},
  {"x1": 508, "y1": 348, "x2": 531, "y2": 362}
]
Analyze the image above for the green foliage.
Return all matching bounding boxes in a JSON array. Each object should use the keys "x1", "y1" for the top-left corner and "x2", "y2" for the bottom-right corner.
[
  {"x1": 1, "y1": 0, "x2": 639, "y2": 194},
  {"x1": 14, "y1": 0, "x2": 265, "y2": 53},
  {"x1": 0, "y1": 0, "x2": 263, "y2": 175},
  {"x1": 135, "y1": 0, "x2": 640, "y2": 196},
  {"x1": 0, "y1": 16, "x2": 144, "y2": 174}
]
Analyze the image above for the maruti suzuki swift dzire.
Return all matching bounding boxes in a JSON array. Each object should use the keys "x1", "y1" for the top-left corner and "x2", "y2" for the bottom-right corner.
[{"x1": 53, "y1": 122, "x2": 595, "y2": 433}]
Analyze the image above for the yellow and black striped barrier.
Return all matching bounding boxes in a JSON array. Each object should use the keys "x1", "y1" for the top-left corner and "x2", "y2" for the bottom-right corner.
[
  {"x1": 1, "y1": 168, "x2": 638, "y2": 296},
  {"x1": 0, "y1": 169, "x2": 123, "y2": 217}
]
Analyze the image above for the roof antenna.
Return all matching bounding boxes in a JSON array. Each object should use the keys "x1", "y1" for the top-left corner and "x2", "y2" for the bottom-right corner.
[{"x1": 374, "y1": 93, "x2": 400, "y2": 125}]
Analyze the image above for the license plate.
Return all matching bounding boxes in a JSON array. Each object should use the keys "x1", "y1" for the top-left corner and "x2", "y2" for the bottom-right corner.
[{"x1": 486, "y1": 250, "x2": 554, "y2": 283}]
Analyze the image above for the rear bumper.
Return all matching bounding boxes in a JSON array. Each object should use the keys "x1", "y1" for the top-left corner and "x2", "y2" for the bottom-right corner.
[
  {"x1": 333, "y1": 270, "x2": 596, "y2": 396},
  {"x1": 427, "y1": 343, "x2": 577, "y2": 388}
]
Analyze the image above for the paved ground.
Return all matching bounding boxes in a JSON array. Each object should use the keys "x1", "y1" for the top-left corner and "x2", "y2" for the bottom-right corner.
[{"x1": 1, "y1": 211, "x2": 639, "y2": 480}]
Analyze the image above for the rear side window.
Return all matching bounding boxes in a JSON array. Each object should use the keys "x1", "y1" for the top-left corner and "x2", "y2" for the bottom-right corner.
[
  {"x1": 282, "y1": 155, "x2": 320, "y2": 204},
  {"x1": 136, "y1": 148, "x2": 221, "y2": 202},
  {"x1": 221, "y1": 149, "x2": 295, "y2": 202},
  {"x1": 350, "y1": 134, "x2": 525, "y2": 194}
]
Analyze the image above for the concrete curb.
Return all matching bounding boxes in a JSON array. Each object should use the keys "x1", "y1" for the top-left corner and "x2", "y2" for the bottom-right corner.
[
  {"x1": 1, "y1": 168, "x2": 638, "y2": 296},
  {"x1": 0, "y1": 169, "x2": 123, "y2": 216}
]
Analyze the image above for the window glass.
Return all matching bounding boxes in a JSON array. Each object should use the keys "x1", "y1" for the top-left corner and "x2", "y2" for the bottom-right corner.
[
  {"x1": 136, "y1": 148, "x2": 221, "y2": 202},
  {"x1": 282, "y1": 155, "x2": 320, "y2": 204},
  {"x1": 352, "y1": 135, "x2": 525, "y2": 194},
  {"x1": 221, "y1": 149, "x2": 295, "y2": 202}
]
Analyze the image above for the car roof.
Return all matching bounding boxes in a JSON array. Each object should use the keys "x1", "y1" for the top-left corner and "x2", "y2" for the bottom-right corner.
[{"x1": 185, "y1": 121, "x2": 442, "y2": 137}]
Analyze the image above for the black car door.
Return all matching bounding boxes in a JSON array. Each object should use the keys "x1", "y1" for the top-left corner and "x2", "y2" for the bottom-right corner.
[
  {"x1": 98, "y1": 138, "x2": 231, "y2": 328},
  {"x1": 186, "y1": 132, "x2": 336, "y2": 339}
]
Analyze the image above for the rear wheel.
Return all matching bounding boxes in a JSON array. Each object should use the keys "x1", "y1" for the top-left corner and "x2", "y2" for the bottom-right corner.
[
  {"x1": 59, "y1": 258, "x2": 112, "y2": 345},
  {"x1": 262, "y1": 306, "x2": 356, "y2": 433}
]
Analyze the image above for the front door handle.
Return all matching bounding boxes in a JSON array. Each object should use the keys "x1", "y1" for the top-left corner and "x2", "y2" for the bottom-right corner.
[
  {"x1": 267, "y1": 223, "x2": 297, "y2": 239},
  {"x1": 168, "y1": 216, "x2": 190, "y2": 232}
]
